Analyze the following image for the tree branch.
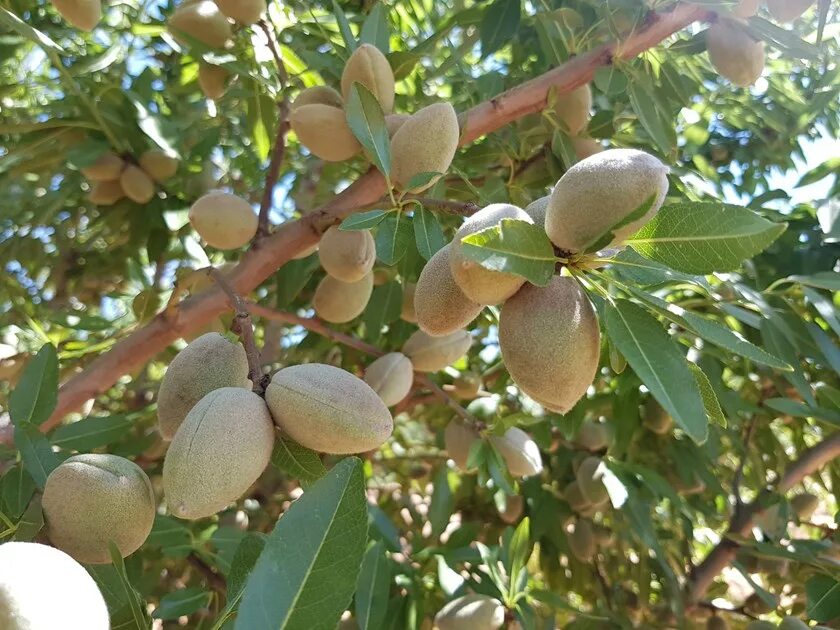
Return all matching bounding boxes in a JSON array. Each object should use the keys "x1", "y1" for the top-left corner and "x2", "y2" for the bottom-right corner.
[
  {"x1": 686, "y1": 432, "x2": 840, "y2": 605},
  {"x1": 43, "y1": 2, "x2": 712, "y2": 432}
]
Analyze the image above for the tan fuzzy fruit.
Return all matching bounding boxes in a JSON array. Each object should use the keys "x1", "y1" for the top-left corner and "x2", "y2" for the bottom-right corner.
[
  {"x1": 731, "y1": 0, "x2": 760, "y2": 18},
  {"x1": 0, "y1": 542, "x2": 110, "y2": 630},
  {"x1": 401, "y1": 282, "x2": 417, "y2": 322},
  {"x1": 52, "y1": 0, "x2": 101, "y2": 31},
  {"x1": 499, "y1": 277, "x2": 600, "y2": 413},
  {"x1": 578, "y1": 420, "x2": 610, "y2": 451},
  {"x1": 189, "y1": 191, "x2": 258, "y2": 249},
  {"x1": 341, "y1": 43, "x2": 395, "y2": 113},
  {"x1": 385, "y1": 113, "x2": 410, "y2": 137},
  {"x1": 42, "y1": 454, "x2": 155, "y2": 564},
  {"x1": 318, "y1": 226, "x2": 376, "y2": 282},
  {"x1": 88, "y1": 178, "x2": 125, "y2": 206},
  {"x1": 706, "y1": 21, "x2": 765, "y2": 87},
  {"x1": 572, "y1": 136, "x2": 604, "y2": 160},
  {"x1": 444, "y1": 420, "x2": 480, "y2": 470},
  {"x1": 545, "y1": 148, "x2": 670, "y2": 252},
  {"x1": 216, "y1": 0, "x2": 265, "y2": 24},
  {"x1": 391, "y1": 102, "x2": 459, "y2": 193},
  {"x1": 81, "y1": 151, "x2": 124, "y2": 181},
  {"x1": 415, "y1": 244, "x2": 483, "y2": 336},
  {"x1": 564, "y1": 480, "x2": 591, "y2": 513},
  {"x1": 120, "y1": 164, "x2": 155, "y2": 203},
  {"x1": 364, "y1": 352, "x2": 414, "y2": 406},
  {"x1": 402, "y1": 329, "x2": 471, "y2": 372},
  {"x1": 568, "y1": 519, "x2": 595, "y2": 562},
  {"x1": 313, "y1": 272, "x2": 374, "y2": 323},
  {"x1": 139, "y1": 149, "x2": 178, "y2": 183},
  {"x1": 489, "y1": 427, "x2": 543, "y2": 478},
  {"x1": 290, "y1": 104, "x2": 362, "y2": 162},
  {"x1": 168, "y1": 0, "x2": 232, "y2": 49},
  {"x1": 499, "y1": 494, "x2": 524, "y2": 524},
  {"x1": 449, "y1": 204, "x2": 533, "y2": 305},
  {"x1": 434, "y1": 594, "x2": 505, "y2": 630},
  {"x1": 291, "y1": 85, "x2": 344, "y2": 111},
  {"x1": 198, "y1": 63, "x2": 230, "y2": 100},
  {"x1": 576, "y1": 456, "x2": 609, "y2": 505},
  {"x1": 524, "y1": 195, "x2": 549, "y2": 226},
  {"x1": 452, "y1": 372, "x2": 481, "y2": 399},
  {"x1": 642, "y1": 398, "x2": 673, "y2": 435},
  {"x1": 551, "y1": 84, "x2": 592, "y2": 135},
  {"x1": 790, "y1": 492, "x2": 819, "y2": 520},
  {"x1": 266, "y1": 363, "x2": 394, "y2": 454},
  {"x1": 164, "y1": 387, "x2": 274, "y2": 519},
  {"x1": 766, "y1": 0, "x2": 814, "y2": 22},
  {"x1": 156, "y1": 332, "x2": 251, "y2": 439}
]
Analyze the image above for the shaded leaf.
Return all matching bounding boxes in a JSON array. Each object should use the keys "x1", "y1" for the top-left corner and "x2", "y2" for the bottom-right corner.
[
  {"x1": 341, "y1": 210, "x2": 389, "y2": 231},
  {"x1": 9, "y1": 343, "x2": 58, "y2": 427},
  {"x1": 480, "y1": 0, "x2": 521, "y2": 56},
  {"x1": 359, "y1": 4, "x2": 389, "y2": 53},
  {"x1": 346, "y1": 83, "x2": 391, "y2": 177},
  {"x1": 375, "y1": 214, "x2": 413, "y2": 266},
  {"x1": 271, "y1": 436, "x2": 327, "y2": 490},
  {"x1": 806, "y1": 575, "x2": 840, "y2": 622},
  {"x1": 51, "y1": 415, "x2": 133, "y2": 451},
  {"x1": 332, "y1": 0, "x2": 357, "y2": 52},
  {"x1": 153, "y1": 587, "x2": 210, "y2": 620},
  {"x1": 14, "y1": 423, "x2": 60, "y2": 489},
  {"x1": 413, "y1": 204, "x2": 447, "y2": 261},
  {"x1": 355, "y1": 542, "x2": 391, "y2": 630}
]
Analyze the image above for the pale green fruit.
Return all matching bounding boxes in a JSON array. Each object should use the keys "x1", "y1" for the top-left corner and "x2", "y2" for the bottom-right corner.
[
  {"x1": 88, "y1": 178, "x2": 125, "y2": 206},
  {"x1": 499, "y1": 277, "x2": 600, "y2": 413},
  {"x1": 313, "y1": 272, "x2": 373, "y2": 323},
  {"x1": 139, "y1": 149, "x2": 178, "y2": 183},
  {"x1": 706, "y1": 616, "x2": 729, "y2": 630},
  {"x1": 402, "y1": 329, "x2": 471, "y2": 373},
  {"x1": 444, "y1": 420, "x2": 480, "y2": 470},
  {"x1": 415, "y1": 244, "x2": 483, "y2": 336},
  {"x1": 42, "y1": 454, "x2": 155, "y2": 564},
  {"x1": 449, "y1": 203, "x2": 533, "y2": 305},
  {"x1": 523, "y1": 195, "x2": 549, "y2": 227},
  {"x1": 578, "y1": 420, "x2": 610, "y2": 451},
  {"x1": 156, "y1": 332, "x2": 250, "y2": 439},
  {"x1": 291, "y1": 85, "x2": 344, "y2": 111},
  {"x1": 568, "y1": 519, "x2": 595, "y2": 562},
  {"x1": 401, "y1": 282, "x2": 417, "y2": 323},
  {"x1": 0, "y1": 542, "x2": 109, "y2": 630},
  {"x1": 766, "y1": 0, "x2": 813, "y2": 22},
  {"x1": 168, "y1": 0, "x2": 232, "y2": 48},
  {"x1": 290, "y1": 104, "x2": 362, "y2": 162},
  {"x1": 164, "y1": 387, "x2": 274, "y2": 519},
  {"x1": 731, "y1": 0, "x2": 760, "y2": 18},
  {"x1": 551, "y1": 84, "x2": 592, "y2": 135},
  {"x1": 642, "y1": 398, "x2": 673, "y2": 435},
  {"x1": 198, "y1": 63, "x2": 230, "y2": 100},
  {"x1": 489, "y1": 427, "x2": 543, "y2": 478},
  {"x1": 706, "y1": 20, "x2": 765, "y2": 87},
  {"x1": 778, "y1": 617, "x2": 810, "y2": 630},
  {"x1": 52, "y1": 0, "x2": 100, "y2": 31},
  {"x1": 318, "y1": 226, "x2": 376, "y2": 282},
  {"x1": 266, "y1": 364, "x2": 394, "y2": 454},
  {"x1": 120, "y1": 164, "x2": 155, "y2": 204},
  {"x1": 434, "y1": 594, "x2": 505, "y2": 630},
  {"x1": 572, "y1": 136, "x2": 603, "y2": 159},
  {"x1": 364, "y1": 352, "x2": 414, "y2": 407},
  {"x1": 340, "y1": 43, "x2": 395, "y2": 113},
  {"x1": 564, "y1": 480, "x2": 591, "y2": 513},
  {"x1": 189, "y1": 191, "x2": 258, "y2": 249},
  {"x1": 385, "y1": 113, "x2": 410, "y2": 137},
  {"x1": 216, "y1": 0, "x2": 265, "y2": 24},
  {"x1": 81, "y1": 151, "x2": 124, "y2": 181},
  {"x1": 790, "y1": 492, "x2": 819, "y2": 520},
  {"x1": 391, "y1": 102, "x2": 459, "y2": 193},
  {"x1": 576, "y1": 456, "x2": 609, "y2": 505},
  {"x1": 545, "y1": 148, "x2": 669, "y2": 252}
]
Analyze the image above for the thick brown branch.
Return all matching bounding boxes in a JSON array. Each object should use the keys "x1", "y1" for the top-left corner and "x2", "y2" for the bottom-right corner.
[{"x1": 45, "y1": 2, "x2": 711, "y2": 431}]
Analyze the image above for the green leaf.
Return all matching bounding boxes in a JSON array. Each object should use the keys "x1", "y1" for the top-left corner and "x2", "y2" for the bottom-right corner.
[
  {"x1": 108, "y1": 542, "x2": 150, "y2": 630},
  {"x1": 627, "y1": 202, "x2": 787, "y2": 274},
  {"x1": 12, "y1": 494, "x2": 43, "y2": 542},
  {"x1": 9, "y1": 343, "x2": 58, "y2": 426},
  {"x1": 507, "y1": 517, "x2": 531, "y2": 599},
  {"x1": 611, "y1": 249, "x2": 699, "y2": 286},
  {"x1": 236, "y1": 458, "x2": 368, "y2": 630},
  {"x1": 806, "y1": 575, "x2": 840, "y2": 622},
  {"x1": 428, "y1": 467, "x2": 454, "y2": 538},
  {"x1": 583, "y1": 194, "x2": 657, "y2": 254},
  {"x1": 413, "y1": 205, "x2": 447, "y2": 261},
  {"x1": 153, "y1": 587, "x2": 211, "y2": 620},
  {"x1": 605, "y1": 300, "x2": 708, "y2": 444},
  {"x1": 763, "y1": 398, "x2": 840, "y2": 426},
  {"x1": 51, "y1": 415, "x2": 133, "y2": 450},
  {"x1": 271, "y1": 436, "x2": 327, "y2": 490},
  {"x1": 404, "y1": 171, "x2": 442, "y2": 192},
  {"x1": 340, "y1": 210, "x2": 389, "y2": 231},
  {"x1": 628, "y1": 80, "x2": 674, "y2": 155},
  {"x1": 761, "y1": 317, "x2": 816, "y2": 406},
  {"x1": 346, "y1": 83, "x2": 391, "y2": 177},
  {"x1": 480, "y1": 0, "x2": 521, "y2": 56},
  {"x1": 145, "y1": 515, "x2": 191, "y2": 554},
  {"x1": 746, "y1": 16, "x2": 820, "y2": 60},
  {"x1": 359, "y1": 4, "x2": 389, "y2": 53},
  {"x1": 460, "y1": 218, "x2": 556, "y2": 287},
  {"x1": 275, "y1": 254, "x2": 320, "y2": 309},
  {"x1": 375, "y1": 214, "x2": 413, "y2": 266},
  {"x1": 1, "y1": 466, "x2": 36, "y2": 520},
  {"x1": 228, "y1": 533, "x2": 266, "y2": 601},
  {"x1": 14, "y1": 423, "x2": 60, "y2": 489},
  {"x1": 331, "y1": 0, "x2": 357, "y2": 53},
  {"x1": 688, "y1": 364, "x2": 726, "y2": 428},
  {"x1": 388, "y1": 51, "x2": 420, "y2": 81},
  {"x1": 789, "y1": 271, "x2": 840, "y2": 292},
  {"x1": 355, "y1": 542, "x2": 391, "y2": 630},
  {"x1": 363, "y1": 281, "x2": 403, "y2": 343},
  {"x1": 0, "y1": 7, "x2": 63, "y2": 52}
]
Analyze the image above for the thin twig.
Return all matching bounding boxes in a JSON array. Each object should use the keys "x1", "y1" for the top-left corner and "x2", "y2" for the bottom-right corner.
[
  {"x1": 208, "y1": 269, "x2": 265, "y2": 393},
  {"x1": 404, "y1": 197, "x2": 482, "y2": 216},
  {"x1": 415, "y1": 374, "x2": 484, "y2": 430}
]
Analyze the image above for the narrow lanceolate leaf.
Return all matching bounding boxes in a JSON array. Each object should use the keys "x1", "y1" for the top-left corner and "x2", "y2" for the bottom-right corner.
[
  {"x1": 14, "y1": 423, "x2": 60, "y2": 489},
  {"x1": 359, "y1": 3, "x2": 390, "y2": 53},
  {"x1": 355, "y1": 542, "x2": 391, "y2": 630},
  {"x1": 108, "y1": 542, "x2": 150, "y2": 630},
  {"x1": 346, "y1": 83, "x2": 391, "y2": 178},
  {"x1": 236, "y1": 458, "x2": 368, "y2": 630},
  {"x1": 460, "y1": 219, "x2": 556, "y2": 287},
  {"x1": 0, "y1": 7, "x2": 63, "y2": 52},
  {"x1": 331, "y1": 0, "x2": 357, "y2": 53},
  {"x1": 153, "y1": 587, "x2": 211, "y2": 620},
  {"x1": 50, "y1": 415, "x2": 133, "y2": 450},
  {"x1": 271, "y1": 437, "x2": 327, "y2": 490},
  {"x1": 480, "y1": 0, "x2": 521, "y2": 57},
  {"x1": 583, "y1": 194, "x2": 657, "y2": 254},
  {"x1": 628, "y1": 81, "x2": 674, "y2": 155},
  {"x1": 688, "y1": 364, "x2": 726, "y2": 427},
  {"x1": 789, "y1": 271, "x2": 840, "y2": 292},
  {"x1": 340, "y1": 210, "x2": 389, "y2": 231},
  {"x1": 605, "y1": 300, "x2": 708, "y2": 444},
  {"x1": 9, "y1": 343, "x2": 58, "y2": 426},
  {"x1": 627, "y1": 203, "x2": 787, "y2": 275},
  {"x1": 375, "y1": 214, "x2": 413, "y2": 266},
  {"x1": 806, "y1": 575, "x2": 840, "y2": 622},
  {"x1": 413, "y1": 204, "x2": 447, "y2": 260},
  {"x1": 363, "y1": 281, "x2": 403, "y2": 343}
]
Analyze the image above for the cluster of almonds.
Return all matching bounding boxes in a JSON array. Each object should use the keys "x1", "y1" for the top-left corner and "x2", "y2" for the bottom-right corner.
[{"x1": 83, "y1": 149, "x2": 178, "y2": 206}]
